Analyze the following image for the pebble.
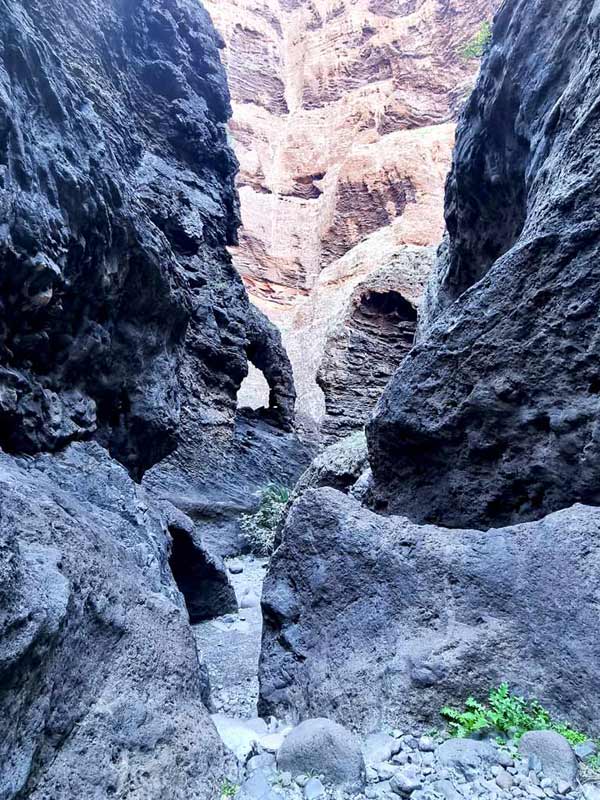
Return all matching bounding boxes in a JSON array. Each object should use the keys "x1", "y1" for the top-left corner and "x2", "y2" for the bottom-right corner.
[
  {"x1": 575, "y1": 741, "x2": 598, "y2": 760},
  {"x1": 498, "y1": 750, "x2": 514, "y2": 768},
  {"x1": 496, "y1": 768, "x2": 514, "y2": 790},
  {"x1": 390, "y1": 768, "x2": 422, "y2": 795},
  {"x1": 228, "y1": 562, "x2": 244, "y2": 574}
]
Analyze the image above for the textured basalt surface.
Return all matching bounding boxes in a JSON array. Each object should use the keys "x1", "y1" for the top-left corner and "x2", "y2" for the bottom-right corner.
[
  {"x1": 317, "y1": 247, "x2": 433, "y2": 440},
  {"x1": 259, "y1": 489, "x2": 600, "y2": 735},
  {"x1": 0, "y1": 443, "x2": 232, "y2": 799},
  {"x1": 0, "y1": 0, "x2": 294, "y2": 478},
  {"x1": 368, "y1": 0, "x2": 600, "y2": 528}
]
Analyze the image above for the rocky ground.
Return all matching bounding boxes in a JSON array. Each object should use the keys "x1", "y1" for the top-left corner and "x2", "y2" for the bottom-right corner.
[
  {"x1": 194, "y1": 556, "x2": 267, "y2": 717},
  {"x1": 194, "y1": 556, "x2": 600, "y2": 800}
]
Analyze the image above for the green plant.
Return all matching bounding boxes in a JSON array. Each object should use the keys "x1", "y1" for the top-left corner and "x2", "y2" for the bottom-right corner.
[
  {"x1": 240, "y1": 483, "x2": 290, "y2": 556},
  {"x1": 459, "y1": 20, "x2": 492, "y2": 60},
  {"x1": 220, "y1": 778, "x2": 237, "y2": 798},
  {"x1": 441, "y1": 683, "x2": 593, "y2": 745}
]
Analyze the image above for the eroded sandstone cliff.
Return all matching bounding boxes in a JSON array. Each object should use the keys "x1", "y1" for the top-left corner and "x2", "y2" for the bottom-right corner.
[{"x1": 205, "y1": 0, "x2": 499, "y2": 433}]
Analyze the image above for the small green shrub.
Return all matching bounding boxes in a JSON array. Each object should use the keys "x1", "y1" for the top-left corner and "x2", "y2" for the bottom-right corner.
[
  {"x1": 459, "y1": 20, "x2": 492, "y2": 60},
  {"x1": 240, "y1": 483, "x2": 290, "y2": 556},
  {"x1": 220, "y1": 778, "x2": 237, "y2": 798},
  {"x1": 441, "y1": 683, "x2": 591, "y2": 745}
]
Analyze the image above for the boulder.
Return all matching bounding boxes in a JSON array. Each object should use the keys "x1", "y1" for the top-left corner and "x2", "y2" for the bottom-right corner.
[
  {"x1": 363, "y1": 733, "x2": 402, "y2": 766},
  {"x1": 518, "y1": 731, "x2": 578, "y2": 784},
  {"x1": 367, "y1": 0, "x2": 600, "y2": 529},
  {"x1": 259, "y1": 489, "x2": 600, "y2": 735},
  {"x1": 435, "y1": 739, "x2": 497, "y2": 780},
  {"x1": 292, "y1": 431, "x2": 369, "y2": 496},
  {"x1": 0, "y1": 443, "x2": 230, "y2": 799},
  {"x1": 276, "y1": 718, "x2": 366, "y2": 789}
]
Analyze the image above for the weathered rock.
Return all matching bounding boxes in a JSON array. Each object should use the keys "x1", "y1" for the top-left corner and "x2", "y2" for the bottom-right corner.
[
  {"x1": 435, "y1": 739, "x2": 497, "y2": 781},
  {"x1": 211, "y1": 714, "x2": 267, "y2": 763},
  {"x1": 363, "y1": 733, "x2": 403, "y2": 767},
  {"x1": 237, "y1": 770, "x2": 279, "y2": 800},
  {"x1": 292, "y1": 431, "x2": 369, "y2": 496},
  {"x1": 317, "y1": 252, "x2": 432, "y2": 440},
  {"x1": 206, "y1": 0, "x2": 499, "y2": 429},
  {"x1": 145, "y1": 412, "x2": 313, "y2": 558},
  {"x1": 0, "y1": 0, "x2": 297, "y2": 480},
  {"x1": 519, "y1": 731, "x2": 578, "y2": 784},
  {"x1": 276, "y1": 718, "x2": 366, "y2": 789},
  {"x1": 161, "y1": 500, "x2": 237, "y2": 621},
  {"x1": 259, "y1": 489, "x2": 600, "y2": 735},
  {"x1": 368, "y1": 0, "x2": 600, "y2": 528},
  {"x1": 390, "y1": 768, "x2": 422, "y2": 796},
  {"x1": 0, "y1": 443, "x2": 229, "y2": 799}
]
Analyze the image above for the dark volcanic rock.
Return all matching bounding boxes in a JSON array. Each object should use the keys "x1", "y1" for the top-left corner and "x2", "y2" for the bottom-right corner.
[
  {"x1": 317, "y1": 250, "x2": 431, "y2": 442},
  {"x1": 0, "y1": 442, "x2": 230, "y2": 799},
  {"x1": 0, "y1": 0, "x2": 294, "y2": 479},
  {"x1": 259, "y1": 488, "x2": 600, "y2": 734},
  {"x1": 367, "y1": 0, "x2": 600, "y2": 528},
  {"x1": 145, "y1": 411, "x2": 314, "y2": 558},
  {"x1": 162, "y1": 500, "x2": 238, "y2": 621}
]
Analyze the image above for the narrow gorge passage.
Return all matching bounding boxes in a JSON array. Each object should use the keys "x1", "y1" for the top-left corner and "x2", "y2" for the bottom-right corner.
[
  {"x1": 194, "y1": 555, "x2": 267, "y2": 719},
  {"x1": 2, "y1": 0, "x2": 600, "y2": 799}
]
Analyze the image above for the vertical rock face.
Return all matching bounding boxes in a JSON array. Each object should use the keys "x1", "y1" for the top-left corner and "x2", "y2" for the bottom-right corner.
[
  {"x1": 0, "y1": 0, "x2": 296, "y2": 796},
  {"x1": 368, "y1": 0, "x2": 600, "y2": 528},
  {"x1": 0, "y1": 0, "x2": 294, "y2": 478},
  {"x1": 205, "y1": 0, "x2": 499, "y2": 431},
  {"x1": 317, "y1": 247, "x2": 432, "y2": 439},
  {"x1": 0, "y1": 443, "x2": 232, "y2": 800}
]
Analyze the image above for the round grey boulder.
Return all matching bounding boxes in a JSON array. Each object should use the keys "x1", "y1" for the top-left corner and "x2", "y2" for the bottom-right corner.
[
  {"x1": 276, "y1": 718, "x2": 365, "y2": 789},
  {"x1": 518, "y1": 730, "x2": 578, "y2": 784},
  {"x1": 435, "y1": 738, "x2": 497, "y2": 780}
]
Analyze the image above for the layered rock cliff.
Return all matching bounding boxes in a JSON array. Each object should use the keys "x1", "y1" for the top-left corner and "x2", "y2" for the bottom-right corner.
[
  {"x1": 206, "y1": 0, "x2": 499, "y2": 433},
  {"x1": 259, "y1": 0, "x2": 600, "y2": 736}
]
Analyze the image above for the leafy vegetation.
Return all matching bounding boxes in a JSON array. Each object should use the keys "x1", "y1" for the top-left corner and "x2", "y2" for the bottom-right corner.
[
  {"x1": 240, "y1": 483, "x2": 290, "y2": 556},
  {"x1": 441, "y1": 683, "x2": 593, "y2": 745},
  {"x1": 220, "y1": 778, "x2": 237, "y2": 798},
  {"x1": 459, "y1": 20, "x2": 492, "y2": 60}
]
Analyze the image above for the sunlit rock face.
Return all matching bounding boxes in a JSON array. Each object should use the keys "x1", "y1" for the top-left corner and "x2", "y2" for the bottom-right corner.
[{"x1": 206, "y1": 0, "x2": 499, "y2": 433}]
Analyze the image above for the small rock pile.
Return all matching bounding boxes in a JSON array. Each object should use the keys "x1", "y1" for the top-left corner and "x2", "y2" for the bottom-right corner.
[{"x1": 215, "y1": 716, "x2": 600, "y2": 800}]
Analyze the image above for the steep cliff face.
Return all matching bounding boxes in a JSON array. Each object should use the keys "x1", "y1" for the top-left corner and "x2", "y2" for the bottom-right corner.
[
  {"x1": 205, "y1": 0, "x2": 499, "y2": 430},
  {"x1": 368, "y1": 0, "x2": 600, "y2": 528},
  {"x1": 0, "y1": 0, "x2": 294, "y2": 479},
  {"x1": 0, "y1": 0, "x2": 297, "y2": 796},
  {"x1": 317, "y1": 246, "x2": 432, "y2": 439},
  {"x1": 0, "y1": 443, "x2": 232, "y2": 800},
  {"x1": 259, "y1": 0, "x2": 600, "y2": 738}
]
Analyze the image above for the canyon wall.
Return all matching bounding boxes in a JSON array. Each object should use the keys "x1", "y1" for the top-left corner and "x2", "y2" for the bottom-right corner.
[
  {"x1": 0, "y1": 0, "x2": 297, "y2": 795},
  {"x1": 206, "y1": 0, "x2": 499, "y2": 433},
  {"x1": 368, "y1": 0, "x2": 600, "y2": 528},
  {"x1": 260, "y1": 0, "x2": 600, "y2": 734}
]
